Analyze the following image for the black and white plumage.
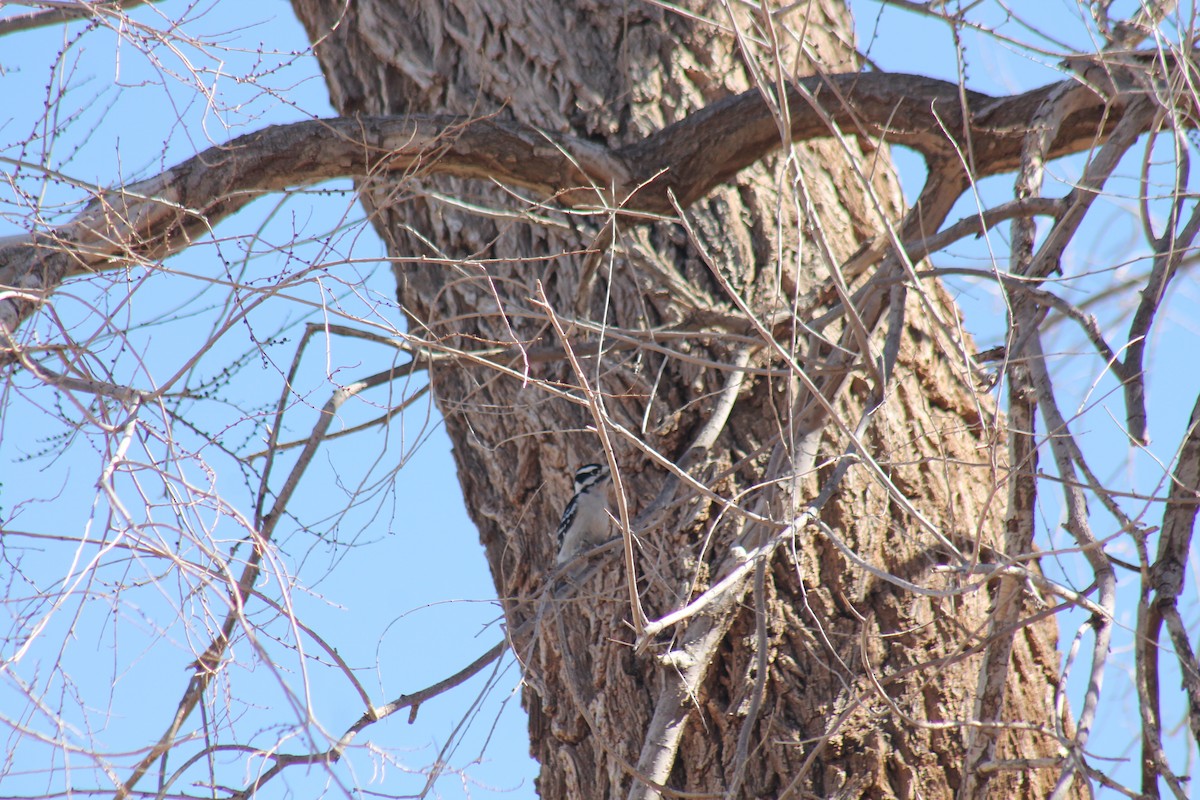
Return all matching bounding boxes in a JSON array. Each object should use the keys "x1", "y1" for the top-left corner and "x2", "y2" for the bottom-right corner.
[{"x1": 554, "y1": 463, "x2": 612, "y2": 564}]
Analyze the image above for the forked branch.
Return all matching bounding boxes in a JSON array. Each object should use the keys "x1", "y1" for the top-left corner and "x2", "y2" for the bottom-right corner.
[{"x1": 5, "y1": 58, "x2": 1197, "y2": 340}]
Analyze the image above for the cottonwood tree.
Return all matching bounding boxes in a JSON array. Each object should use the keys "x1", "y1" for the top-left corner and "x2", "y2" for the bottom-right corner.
[{"x1": 2, "y1": 0, "x2": 1198, "y2": 798}]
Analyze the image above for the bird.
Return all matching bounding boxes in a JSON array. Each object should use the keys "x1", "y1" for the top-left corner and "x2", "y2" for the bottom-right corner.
[{"x1": 554, "y1": 463, "x2": 613, "y2": 564}]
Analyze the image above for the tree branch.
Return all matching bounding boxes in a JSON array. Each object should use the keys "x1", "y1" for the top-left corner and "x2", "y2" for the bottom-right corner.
[
  {"x1": 5, "y1": 59, "x2": 1196, "y2": 341},
  {"x1": 0, "y1": 0, "x2": 162, "y2": 37}
]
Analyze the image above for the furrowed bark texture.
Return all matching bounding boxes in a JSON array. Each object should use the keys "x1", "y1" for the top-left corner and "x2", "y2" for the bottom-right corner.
[{"x1": 291, "y1": 1, "x2": 1069, "y2": 797}]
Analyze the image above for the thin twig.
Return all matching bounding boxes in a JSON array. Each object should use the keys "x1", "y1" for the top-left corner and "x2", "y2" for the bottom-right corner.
[
  {"x1": 229, "y1": 640, "x2": 508, "y2": 799},
  {"x1": 534, "y1": 282, "x2": 648, "y2": 634}
]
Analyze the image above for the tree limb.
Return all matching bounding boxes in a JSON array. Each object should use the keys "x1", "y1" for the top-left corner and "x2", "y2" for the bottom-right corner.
[{"x1": 5, "y1": 60, "x2": 1196, "y2": 341}]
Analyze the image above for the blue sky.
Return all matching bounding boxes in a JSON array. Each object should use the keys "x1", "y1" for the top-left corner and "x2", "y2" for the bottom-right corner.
[
  {"x1": 1, "y1": 1, "x2": 1197, "y2": 797},
  {"x1": 0, "y1": 4, "x2": 531, "y2": 797}
]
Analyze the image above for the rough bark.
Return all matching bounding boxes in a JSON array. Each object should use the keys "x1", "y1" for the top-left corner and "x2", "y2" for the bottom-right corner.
[{"x1": 289, "y1": 1, "x2": 1071, "y2": 798}]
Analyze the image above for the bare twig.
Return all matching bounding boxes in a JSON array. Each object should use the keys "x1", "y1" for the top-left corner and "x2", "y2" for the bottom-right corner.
[
  {"x1": 115, "y1": 359, "x2": 408, "y2": 798},
  {"x1": 0, "y1": 0, "x2": 163, "y2": 36},
  {"x1": 535, "y1": 282, "x2": 648, "y2": 634},
  {"x1": 1026, "y1": 329, "x2": 1117, "y2": 800},
  {"x1": 229, "y1": 640, "x2": 508, "y2": 799},
  {"x1": 1150, "y1": 393, "x2": 1200, "y2": 749}
]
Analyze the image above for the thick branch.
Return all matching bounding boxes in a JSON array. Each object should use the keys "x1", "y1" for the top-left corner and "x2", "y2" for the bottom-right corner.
[{"x1": 3, "y1": 62, "x2": 1193, "y2": 339}]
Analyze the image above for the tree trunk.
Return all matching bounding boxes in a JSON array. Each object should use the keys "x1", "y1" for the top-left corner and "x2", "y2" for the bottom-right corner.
[{"x1": 290, "y1": 1, "x2": 1071, "y2": 797}]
